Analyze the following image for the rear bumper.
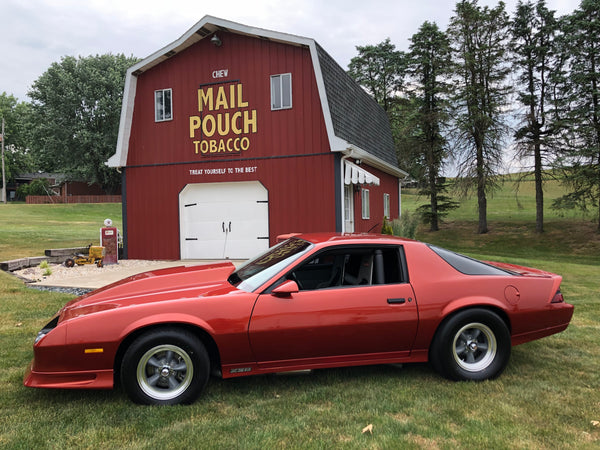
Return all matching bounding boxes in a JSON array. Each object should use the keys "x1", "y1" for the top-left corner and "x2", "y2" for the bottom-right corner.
[
  {"x1": 512, "y1": 303, "x2": 574, "y2": 346},
  {"x1": 23, "y1": 360, "x2": 114, "y2": 390}
]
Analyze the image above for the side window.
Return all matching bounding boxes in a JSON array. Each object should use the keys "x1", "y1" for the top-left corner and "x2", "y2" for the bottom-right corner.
[
  {"x1": 361, "y1": 189, "x2": 370, "y2": 219},
  {"x1": 155, "y1": 89, "x2": 173, "y2": 122},
  {"x1": 383, "y1": 193, "x2": 390, "y2": 219},
  {"x1": 286, "y1": 246, "x2": 405, "y2": 291},
  {"x1": 270, "y1": 73, "x2": 292, "y2": 110}
]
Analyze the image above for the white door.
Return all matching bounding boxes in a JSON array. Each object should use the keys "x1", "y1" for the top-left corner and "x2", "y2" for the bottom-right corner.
[
  {"x1": 179, "y1": 181, "x2": 269, "y2": 259},
  {"x1": 344, "y1": 184, "x2": 354, "y2": 233}
]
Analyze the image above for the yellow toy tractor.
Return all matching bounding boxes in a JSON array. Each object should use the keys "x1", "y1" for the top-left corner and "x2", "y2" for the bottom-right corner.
[{"x1": 65, "y1": 244, "x2": 105, "y2": 268}]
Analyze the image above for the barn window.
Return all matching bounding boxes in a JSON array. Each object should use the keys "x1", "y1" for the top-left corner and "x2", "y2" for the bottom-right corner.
[
  {"x1": 361, "y1": 189, "x2": 370, "y2": 219},
  {"x1": 155, "y1": 88, "x2": 173, "y2": 122},
  {"x1": 270, "y1": 74, "x2": 292, "y2": 110},
  {"x1": 383, "y1": 193, "x2": 390, "y2": 219}
]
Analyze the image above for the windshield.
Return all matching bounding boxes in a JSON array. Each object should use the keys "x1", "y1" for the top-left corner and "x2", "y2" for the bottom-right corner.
[{"x1": 228, "y1": 238, "x2": 313, "y2": 292}]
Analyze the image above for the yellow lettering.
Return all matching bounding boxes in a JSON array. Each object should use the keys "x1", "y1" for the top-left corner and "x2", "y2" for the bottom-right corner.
[
  {"x1": 189, "y1": 116, "x2": 201, "y2": 138},
  {"x1": 217, "y1": 113, "x2": 230, "y2": 136},
  {"x1": 244, "y1": 110, "x2": 257, "y2": 134},
  {"x1": 241, "y1": 137, "x2": 250, "y2": 151},
  {"x1": 218, "y1": 140, "x2": 226, "y2": 152},
  {"x1": 210, "y1": 140, "x2": 218, "y2": 153},
  {"x1": 202, "y1": 115, "x2": 216, "y2": 137},
  {"x1": 237, "y1": 84, "x2": 248, "y2": 108},
  {"x1": 215, "y1": 87, "x2": 228, "y2": 110},
  {"x1": 200, "y1": 141, "x2": 209, "y2": 154},
  {"x1": 230, "y1": 84, "x2": 236, "y2": 108},
  {"x1": 231, "y1": 111, "x2": 242, "y2": 134},
  {"x1": 193, "y1": 140, "x2": 201, "y2": 154},
  {"x1": 198, "y1": 88, "x2": 213, "y2": 112},
  {"x1": 227, "y1": 138, "x2": 234, "y2": 152}
]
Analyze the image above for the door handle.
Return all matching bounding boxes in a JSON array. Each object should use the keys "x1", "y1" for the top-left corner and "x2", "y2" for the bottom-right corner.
[
  {"x1": 387, "y1": 298, "x2": 406, "y2": 304},
  {"x1": 222, "y1": 222, "x2": 225, "y2": 233},
  {"x1": 228, "y1": 221, "x2": 232, "y2": 232}
]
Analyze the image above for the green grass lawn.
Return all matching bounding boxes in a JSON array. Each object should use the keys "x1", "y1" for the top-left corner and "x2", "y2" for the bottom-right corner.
[{"x1": 0, "y1": 193, "x2": 599, "y2": 448}]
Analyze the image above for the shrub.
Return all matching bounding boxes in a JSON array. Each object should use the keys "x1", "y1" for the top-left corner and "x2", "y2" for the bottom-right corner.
[{"x1": 389, "y1": 210, "x2": 419, "y2": 239}]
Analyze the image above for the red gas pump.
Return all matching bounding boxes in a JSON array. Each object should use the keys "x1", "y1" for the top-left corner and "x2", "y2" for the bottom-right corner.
[{"x1": 101, "y1": 218, "x2": 119, "y2": 265}]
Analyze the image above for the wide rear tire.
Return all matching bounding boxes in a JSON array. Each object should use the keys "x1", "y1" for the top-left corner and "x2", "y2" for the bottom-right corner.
[
  {"x1": 121, "y1": 328, "x2": 210, "y2": 405},
  {"x1": 430, "y1": 308, "x2": 510, "y2": 381}
]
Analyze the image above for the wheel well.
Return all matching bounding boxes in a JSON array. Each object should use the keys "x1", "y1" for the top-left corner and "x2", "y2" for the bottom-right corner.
[
  {"x1": 113, "y1": 323, "x2": 222, "y2": 386},
  {"x1": 429, "y1": 306, "x2": 511, "y2": 355}
]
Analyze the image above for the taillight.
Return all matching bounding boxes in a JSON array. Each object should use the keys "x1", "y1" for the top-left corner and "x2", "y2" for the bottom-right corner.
[{"x1": 551, "y1": 290, "x2": 564, "y2": 303}]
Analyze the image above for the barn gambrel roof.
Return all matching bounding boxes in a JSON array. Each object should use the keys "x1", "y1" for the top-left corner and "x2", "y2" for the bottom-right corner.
[{"x1": 107, "y1": 16, "x2": 406, "y2": 178}]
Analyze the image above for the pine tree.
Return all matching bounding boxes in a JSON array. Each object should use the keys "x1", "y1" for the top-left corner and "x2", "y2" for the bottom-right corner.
[
  {"x1": 511, "y1": 0, "x2": 560, "y2": 233},
  {"x1": 448, "y1": 0, "x2": 511, "y2": 234}
]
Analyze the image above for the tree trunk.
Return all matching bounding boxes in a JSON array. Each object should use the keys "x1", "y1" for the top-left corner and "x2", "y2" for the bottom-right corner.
[
  {"x1": 534, "y1": 143, "x2": 544, "y2": 233},
  {"x1": 429, "y1": 169, "x2": 439, "y2": 231},
  {"x1": 477, "y1": 142, "x2": 488, "y2": 234}
]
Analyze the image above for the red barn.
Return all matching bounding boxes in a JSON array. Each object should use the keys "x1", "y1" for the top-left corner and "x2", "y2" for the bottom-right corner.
[{"x1": 107, "y1": 16, "x2": 407, "y2": 260}]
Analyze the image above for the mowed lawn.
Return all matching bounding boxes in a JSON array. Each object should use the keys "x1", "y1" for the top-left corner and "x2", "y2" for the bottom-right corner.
[{"x1": 0, "y1": 188, "x2": 598, "y2": 448}]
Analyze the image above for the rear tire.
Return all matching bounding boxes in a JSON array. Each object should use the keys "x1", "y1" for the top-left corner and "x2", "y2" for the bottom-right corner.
[
  {"x1": 65, "y1": 258, "x2": 75, "y2": 268},
  {"x1": 430, "y1": 308, "x2": 510, "y2": 381},
  {"x1": 121, "y1": 328, "x2": 210, "y2": 405}
]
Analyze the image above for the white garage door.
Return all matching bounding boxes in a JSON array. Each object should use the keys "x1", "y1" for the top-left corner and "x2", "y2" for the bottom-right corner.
[{"x1": 179, "y1": 181, "x2": 269, "y2": 259}]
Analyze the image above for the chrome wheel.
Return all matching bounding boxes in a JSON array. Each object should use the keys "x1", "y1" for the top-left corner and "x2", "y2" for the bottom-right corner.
[
  {"x1": 136, "y1": 344, "x2": 194, "y2": 401},
  {"x1": 452, "y1": 322, "x2": 497, "y2": 372},
  {"x1": 430, "y1": 308, "x2": 510, "y2": 381}
]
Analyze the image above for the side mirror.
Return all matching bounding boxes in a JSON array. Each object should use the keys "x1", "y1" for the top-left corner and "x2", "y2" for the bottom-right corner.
[{"x1": 272, "y1": 280, "x2": 299, "y2": 297}]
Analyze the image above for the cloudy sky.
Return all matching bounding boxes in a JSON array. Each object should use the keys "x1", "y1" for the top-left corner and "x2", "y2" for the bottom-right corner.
[{"x1": 2, "y1": 0, "x2": 581, "y2": 102}]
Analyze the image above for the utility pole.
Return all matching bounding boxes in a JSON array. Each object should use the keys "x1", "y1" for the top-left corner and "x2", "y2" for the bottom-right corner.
[{"x1": 1, "y1": 118, "x2": 5, "y2": 204}]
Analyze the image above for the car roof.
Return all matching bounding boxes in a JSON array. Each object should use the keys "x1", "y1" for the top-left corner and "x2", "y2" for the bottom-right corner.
[{"x1": 280, "y1": 232, "x2": 416, "y2": 246}]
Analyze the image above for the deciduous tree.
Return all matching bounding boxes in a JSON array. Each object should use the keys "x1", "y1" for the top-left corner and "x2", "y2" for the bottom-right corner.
[
  {"x1": 347, "y1": 38, "x2": 407, "y2": 112},
  {"x1": 28, "y1": 54, "x2": 139, "y2": 194}
]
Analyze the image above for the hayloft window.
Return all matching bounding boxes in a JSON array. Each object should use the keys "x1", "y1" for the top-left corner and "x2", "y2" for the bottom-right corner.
[
  {"x1": 271, "y1": 73, "x2": 292, "y2": 110},
  {"x1": 361, "y1": 189, "x2": 370, "y2": 219},
  {"x1": 155, "y1": 88, "x2": 173, "y2": 122},
  {"x1": 383, "y1": 193, "x2": 390, "y2": 219}
]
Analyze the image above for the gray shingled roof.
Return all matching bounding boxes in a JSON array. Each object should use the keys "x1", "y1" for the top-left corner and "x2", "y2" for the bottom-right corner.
[{"x1": 316, "y1": 44, "x2": 398, "y2": 168}]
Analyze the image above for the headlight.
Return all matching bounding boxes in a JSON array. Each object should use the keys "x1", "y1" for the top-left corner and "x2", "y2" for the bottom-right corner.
[{"x1": 34, "y1": 316, "x2": 59, "y2": 345}]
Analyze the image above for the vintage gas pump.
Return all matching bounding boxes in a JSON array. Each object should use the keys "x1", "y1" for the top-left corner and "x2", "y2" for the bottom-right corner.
[{"x1": 100, "y1": 218, "x2": 119, "y2": 265}]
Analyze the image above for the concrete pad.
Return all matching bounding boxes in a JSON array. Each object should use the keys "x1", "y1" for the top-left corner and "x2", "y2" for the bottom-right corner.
[{"x1": 30, "y1": 260, "x2": 246, "y2": 290}]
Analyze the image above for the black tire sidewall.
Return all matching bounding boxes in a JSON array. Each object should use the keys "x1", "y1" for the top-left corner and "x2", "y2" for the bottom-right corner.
[
  {"x1": 121, "y1": 328, "x2": 209, "y2": 405},
  {"x1": 431, "y1": 308, "x2": 511, "y2": 381}
]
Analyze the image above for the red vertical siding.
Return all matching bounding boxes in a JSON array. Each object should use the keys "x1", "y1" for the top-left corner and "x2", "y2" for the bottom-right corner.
[
  {"x1": 351, "y1": 163, "x2": 400, "y2": 234},
  {"x1": 125, "y1": 32, "x2": 335, "y2": 259}
]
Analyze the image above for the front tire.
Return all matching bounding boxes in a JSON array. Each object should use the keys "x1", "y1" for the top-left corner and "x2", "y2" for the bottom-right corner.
[
  {"x1": 430, "y1": 309, "x2": 510, "y2": 381},
  {"x1": 121, "y1": 328, "x2": 210, "y2": 405}
]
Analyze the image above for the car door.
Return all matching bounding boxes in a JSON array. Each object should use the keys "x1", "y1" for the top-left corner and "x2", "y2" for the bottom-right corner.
[{"x1": 248, "y1": 246, "x2": 419, "y2": 366}]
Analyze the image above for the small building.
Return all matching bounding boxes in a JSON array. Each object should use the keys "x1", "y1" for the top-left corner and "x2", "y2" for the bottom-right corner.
[{"x1": 107, "y1": 16, "x2": 407, "y2": 260}]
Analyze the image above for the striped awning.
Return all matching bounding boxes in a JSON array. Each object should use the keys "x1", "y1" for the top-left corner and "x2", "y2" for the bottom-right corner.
[{"x1": 344, "y1": 160, "x2": 380, "y2": 186}]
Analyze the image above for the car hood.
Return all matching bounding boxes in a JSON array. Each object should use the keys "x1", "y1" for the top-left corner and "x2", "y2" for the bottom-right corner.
[{"x1": 58, "y1": 262, "x2": 238, "y2": 321}]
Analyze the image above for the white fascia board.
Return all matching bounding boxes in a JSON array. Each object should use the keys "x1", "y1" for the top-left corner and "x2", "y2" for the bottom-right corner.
[
  {"x1": 107, "y1": 73, "x2": 136, "y2": 168},
  {"x1": 342, "y1": 144, "x2": 409, "y2": 179},
  {"x1": 307, "y1": 43, "x2": 348, "y2": 152}
]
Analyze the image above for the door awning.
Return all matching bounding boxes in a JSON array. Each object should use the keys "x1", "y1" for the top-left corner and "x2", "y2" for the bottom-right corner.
[{"x1": 344, "y1": 161, "x2": 380, "y2": 186}]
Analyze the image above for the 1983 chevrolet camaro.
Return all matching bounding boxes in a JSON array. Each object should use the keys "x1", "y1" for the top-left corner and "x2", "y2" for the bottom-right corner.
[{"x1": 25, "y1": 233, "x2": 574, "y2": 405}]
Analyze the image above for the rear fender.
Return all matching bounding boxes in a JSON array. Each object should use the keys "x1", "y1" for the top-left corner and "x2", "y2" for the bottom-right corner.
[{"x1": 440, "y1": 296, "x2": 510, "y2": 329}]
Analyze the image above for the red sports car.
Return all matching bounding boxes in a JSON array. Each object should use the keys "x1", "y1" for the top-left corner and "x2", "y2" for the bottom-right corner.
[{"x1": 24, "y1": 233, "x2": 574, "y2": 405}]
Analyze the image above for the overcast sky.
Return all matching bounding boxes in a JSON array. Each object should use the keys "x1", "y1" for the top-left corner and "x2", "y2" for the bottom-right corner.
[{"x1": 2, "y1": 0, "x2": 581, "y2": 102}]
